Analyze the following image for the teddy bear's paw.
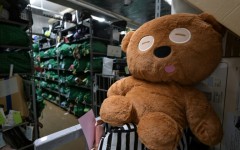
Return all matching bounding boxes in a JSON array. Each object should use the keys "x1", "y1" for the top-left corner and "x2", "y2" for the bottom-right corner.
[
  {"x1": 100, "y1": 96, "x2": 132, "y2": 126},
  {"x1": 138, "y1": 112, "x2": 181, "y2": 150}
]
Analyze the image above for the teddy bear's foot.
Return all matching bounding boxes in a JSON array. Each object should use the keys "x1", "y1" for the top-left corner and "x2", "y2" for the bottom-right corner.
[
  {"x1": 138, "y1": 112, "x2": 181, "y2": 150},
  {"x1": 100, "y1": 95, "x2": 132, "y2": 126}
]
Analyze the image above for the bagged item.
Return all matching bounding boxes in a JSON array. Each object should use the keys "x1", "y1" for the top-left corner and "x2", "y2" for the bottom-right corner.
[
  {"x1": 84, "y1": 57, "x2": 103, "y2": 73},
  {"x1": 0, "y1": 52, "x2": 32, "y2": 74},
  {"x1": 92, "y1": 40, "x2": 107, "y2": 53},
  {"x1": 0, "y1": 24, "x2": 29, "y2": 46}
]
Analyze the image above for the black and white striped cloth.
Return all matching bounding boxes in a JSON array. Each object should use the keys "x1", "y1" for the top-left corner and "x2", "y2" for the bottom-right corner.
[{"x1": 98, "y1": 123, "x2": 191, "y2": 150}]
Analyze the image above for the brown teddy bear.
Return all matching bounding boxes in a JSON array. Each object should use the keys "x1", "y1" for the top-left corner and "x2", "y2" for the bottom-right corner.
[{"x1": 100, "y1": 13, "x2": 224, "y2": 150}]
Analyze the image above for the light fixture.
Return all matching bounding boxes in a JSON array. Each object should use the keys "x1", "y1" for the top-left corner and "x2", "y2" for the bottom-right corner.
[
  {"x1": 164, "y1": 0, "x2": 172, "y2": 5},
  {"x1": 30, "y1": 0, "x2": 36, "y2": 4},
  {"x1": 60, "y1": 8, "x2": 74, "y2": 15},
  {"x1": 91, "y1": 15, "x2": 105, "y2": 22}
]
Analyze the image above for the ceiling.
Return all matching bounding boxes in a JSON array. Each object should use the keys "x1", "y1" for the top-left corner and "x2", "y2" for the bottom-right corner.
[{"x1": 31, "y1": 0, "x2": 171, "y2": 28}]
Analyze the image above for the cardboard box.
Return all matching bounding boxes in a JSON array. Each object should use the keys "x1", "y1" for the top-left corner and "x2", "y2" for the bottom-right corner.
[
  {"x1": 197, "y1": 58, "x2": 240, "y2": 150},
  {"x1": 0, "y1": 74, "x2": 29, "y2": 117},
  {"x1": 184, "y1": 0, "x2": 240, "y2": 37}
]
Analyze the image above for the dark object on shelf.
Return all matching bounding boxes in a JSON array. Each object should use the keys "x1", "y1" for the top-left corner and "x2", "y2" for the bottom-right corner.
[
  {"x1": 92, "y1": 20, "x2": 111, "y2": 40},
  {"x1": 63, "y1": 13, "x2": 72, "y2": 22},
  {"x1": 0, "y1": 24, "x2": 29, "y2": 46},
  {"x1": 2, "y1": 126, "x2": 32, "y2": 149},
  {"x1": 4, "y1": 0, "x2": 29, "y2": 23},
  {"x1": 111, "y1": 20, "x2": 127, "y2": 31},
  {"x1": 51, "y1": 21, "x2": 62, "y2": 33}
]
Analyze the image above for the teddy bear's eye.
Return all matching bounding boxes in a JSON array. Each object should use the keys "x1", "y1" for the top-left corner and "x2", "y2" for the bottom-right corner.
[
  {"x1": 169, "y1": 28, "x2": 191, "y2": 44},
  {"x1": 138, "y1": 36, "x2": 154, "y2": 51}
]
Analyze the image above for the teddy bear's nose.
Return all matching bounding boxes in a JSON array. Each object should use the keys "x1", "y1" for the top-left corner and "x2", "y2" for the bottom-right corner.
[{"x1": 154, "y1": 46, "x2": 171, "y2": 58}]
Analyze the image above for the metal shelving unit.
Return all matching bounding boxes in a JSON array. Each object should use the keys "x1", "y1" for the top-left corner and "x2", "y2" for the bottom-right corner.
[{"x1": 0, "y1": 3, "x2": 38, "y2": 149}]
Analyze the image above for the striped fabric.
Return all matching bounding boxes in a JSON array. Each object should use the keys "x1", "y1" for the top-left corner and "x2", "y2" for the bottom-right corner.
[{"x1": 98, "y1": 123, "x2": 190, "y2": 150}]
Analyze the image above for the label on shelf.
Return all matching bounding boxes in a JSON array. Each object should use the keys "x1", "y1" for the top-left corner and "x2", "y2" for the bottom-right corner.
[
  {"x1": 25, "y1": 126, "x2": 34, "y2": 141},
  {"x1": 107, "y1": 45, "x2": 122, "y2": 58},
  {"x1": 0, "y1": 77, "x2": 18, "y2": 97}
]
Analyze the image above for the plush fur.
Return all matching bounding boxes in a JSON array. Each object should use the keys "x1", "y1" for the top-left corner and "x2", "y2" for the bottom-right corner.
[{"x1": 100, "y1": 13, "x2": 224, "y2": 150}]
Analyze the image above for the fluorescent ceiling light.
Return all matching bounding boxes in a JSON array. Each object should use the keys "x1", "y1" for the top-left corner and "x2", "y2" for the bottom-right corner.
[
  {"x1": 164, "y1": 0, "x2": 172, "y2": 5},
  {"x1": 91, "y1": 15, "x2": 105, "y2": 22},
  {"x1": 60, "y1": 8, "x2": 74, "y2": 15},
  {"x1": 30, "y1": 0, "x2": 36, "y2": 4}
]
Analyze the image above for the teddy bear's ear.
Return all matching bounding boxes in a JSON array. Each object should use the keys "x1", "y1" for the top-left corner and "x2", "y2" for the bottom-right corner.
[
  {"x1": 198, "y1": 13, "x2": 226, "y2": 36},
  {"x1": 121, "y1": 31, "x2": 134, "y2": 53}
]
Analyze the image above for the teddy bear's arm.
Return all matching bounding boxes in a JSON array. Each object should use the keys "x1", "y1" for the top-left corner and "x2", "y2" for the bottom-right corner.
[
  {"x1": 107, "y1": 76, "x2": 138, "y2": 97},
  {"x1": 185, "y1": 89, "x2": 223, "y2": 146},
  {"x1": 100, "y1": 76, "x2": 140, "y2": 126}
]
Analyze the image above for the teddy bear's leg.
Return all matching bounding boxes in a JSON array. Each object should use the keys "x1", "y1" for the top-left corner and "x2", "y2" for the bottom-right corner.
[
  {"x1": 138, "y1": 112, "x2": 181, "y2": 150},
  {"x1": 100, "y1": 95, "x2": 132, "y2": 126}
]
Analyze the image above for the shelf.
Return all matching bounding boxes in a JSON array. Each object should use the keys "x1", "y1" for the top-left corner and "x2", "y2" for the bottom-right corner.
[
  {"x1": 92, "y1": 52, "x2": 107, "y2": 55},
  {"x1": 68, "y1": 84, "x2": 91, "y2": 90},
  {"x1": 35, "y1": 76, "x2": 59, "y2": 83},
  {"x1": 40, "y1": 56, "x2": 58, "y2": 59},
  {"x1": 0, "y1": 45, "x2": 30, "y2": 50},
  {"x1": 0, "y1": 122, "x2": 28, "y2": 132},
  {"x1": 0, "y1": 18, "x2": 29, "y2": 29},
  {"x1": 42, "y1": 87, "x2": 59, "y2": 95},
  {"x1": 92, "y1": 36, "x2": 111, "y2": 42},
  {"x1": 97, "y1": 89, "x2": 108, "y2": 92},
  {"x1": 39, "y1": 45, "x2": 56, "y2": 51}
]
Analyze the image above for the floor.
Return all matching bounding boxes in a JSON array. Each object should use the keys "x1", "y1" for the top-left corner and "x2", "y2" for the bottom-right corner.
[{"x1": 39, "y1": 100, "x2": 86, "y2": 150}]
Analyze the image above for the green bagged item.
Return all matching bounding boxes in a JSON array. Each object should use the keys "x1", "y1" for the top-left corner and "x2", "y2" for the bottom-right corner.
[
  {"x1": 37, "y1": 95, "x2": 44, "y2": 102},
  {"x1": 82, "y1": 75, "x2": 91, "y2": 87},
  {"x1": 69, "y1": 87, "x2": 83, "y2": 100},
  {"x1": 84, "y1": 57, "x2": 103, "y2": 73},
  {"x1": 75, "y1": 92, "x2": 85, "y2": 104},
  {"x1": 73, "y1": 105, "x2": 84, "y2": 117},
  {"x1": 73, "y1": 58, "x2": 88, "y2": 73},
  {"x1": 65, "y1": 75, "x2": 76, "y2": 85},
  {"x1": 40, "y1": 81, "x2": 48, "y2": 88},
  {"x1": 72, "y1": 44, "x2": 82, "y2": 59},
  {"x1": 39, "y1": 51, "x2": 45, "y2": 58},
  {"x1": 0, "y1": 24, "x2": 29, "y2": 46},
  {"x1": 83, "y1": 92, "x2": 91, "y2": 103},
  {"x1": 48, "y1": 59, "x2": 58, "y2": 69},
  {"x1": 0, "y1": 51, "x2": 32, "y2": 74},
  {"x1": 42, "y1": 93, "x2": 48, "y2": 98},
  {"x1": 58, "y1": 44, "x2": 72, "y2": 56},
  {"x1": 59, "y1": 76, "x2": 66, "y2": 83},
  {"x1": 32, "y1": 43, "x2": 39, "y2": 52},
  {"x1": 60, "y1": 58, "x2": 74, "y2": 70},
  {"x1": 36, "y1": 88, "x2": 42, "y2": 95},
  {"x1": 60, "y1": 86, "x2": 70, "y2": 95},
  {"x1": 92, "y1": 40, "x2": 107, "y2": 53}
]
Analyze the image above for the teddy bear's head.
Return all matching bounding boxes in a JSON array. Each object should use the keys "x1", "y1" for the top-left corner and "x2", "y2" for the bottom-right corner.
[{"x1": 122, "y1": 13, "x2": 224, "y2": 85}]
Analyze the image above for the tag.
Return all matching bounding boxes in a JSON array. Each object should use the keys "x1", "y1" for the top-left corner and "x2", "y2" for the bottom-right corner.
[
  {"x1": 0, "y1": 108, "x2": 6, "y2": 125},
  {"x1": 0, "y1": 133, "x2": 6, "y2": 148},
  {"x1": 25, "y1": 126, "x2": 34, "y2": 141},
  {"x1": 13, "y1": 111, "x2": 22, "y2": 124}
]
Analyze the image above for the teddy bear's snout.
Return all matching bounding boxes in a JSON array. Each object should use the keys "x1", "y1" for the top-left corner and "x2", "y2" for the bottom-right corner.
[{"x1": 154, "y1": 46, "x2": 171, "y2": 58}]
